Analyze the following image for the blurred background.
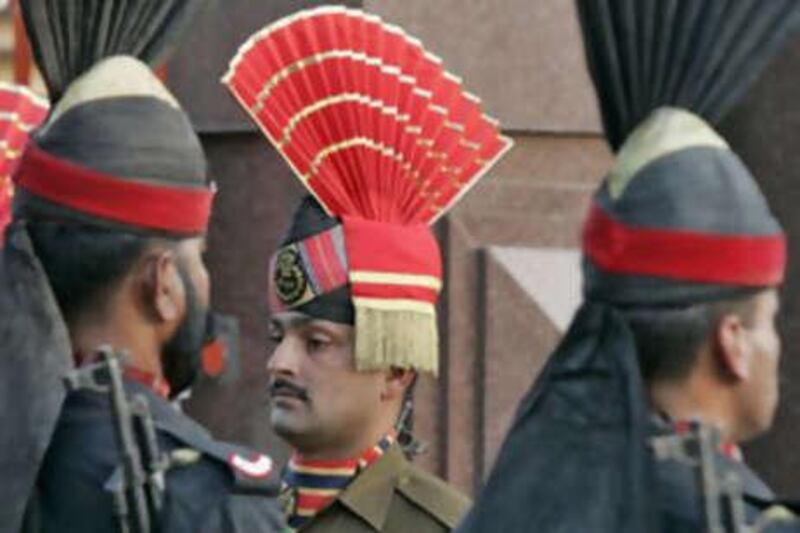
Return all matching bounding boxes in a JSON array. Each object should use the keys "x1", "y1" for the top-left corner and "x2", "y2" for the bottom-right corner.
[{"x1": 4, "y1": 0, "x2": 800, "y2": 497}]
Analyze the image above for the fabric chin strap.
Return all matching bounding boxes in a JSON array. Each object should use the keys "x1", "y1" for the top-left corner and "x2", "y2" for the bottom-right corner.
[
  {"x1": 583, "y1": 202, "x2": 786, "y2": 286},
  {"x1": 15, "y1": 145, "x2": 213, "y2": 234}
]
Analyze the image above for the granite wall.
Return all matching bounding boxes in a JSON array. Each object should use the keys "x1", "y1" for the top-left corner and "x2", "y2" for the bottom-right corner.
[{"x1": 165, "y1": 0, "x2": 800, "y2": 497}]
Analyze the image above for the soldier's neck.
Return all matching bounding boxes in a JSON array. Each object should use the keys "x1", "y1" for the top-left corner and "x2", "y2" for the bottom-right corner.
[
  {"x1": 70, "y1": 304, "x2": 163, "y2": 379},
  {"x1": 293, "y1": 420, "x2": 395, "y2": 462},
  {"x1": 649, "y1": 376, "x2": 737, "y2": 443}
]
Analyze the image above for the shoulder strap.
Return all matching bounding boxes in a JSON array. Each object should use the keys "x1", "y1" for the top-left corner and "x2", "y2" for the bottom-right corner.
[
  {"x1": 136, "y1": 385, "x2": 279, "y2": 495},
  {"x1": 395, "y1": 463, "x2": 471, "y2": 529}
]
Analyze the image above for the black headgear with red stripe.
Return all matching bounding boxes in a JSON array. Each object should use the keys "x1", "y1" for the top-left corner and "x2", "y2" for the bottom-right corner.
[
  {"x1": 460, "y1": 2, "x2": 800, "y2": 532},
  {"x1": 582, "y1": 107, "x2": 786, "y2": 307},
  {"x1": 13, "y1": 0, "x2": 213, "y2": 235},
  {"x1": 13, "y1": 59, "x2": 212, "y2": 235}
]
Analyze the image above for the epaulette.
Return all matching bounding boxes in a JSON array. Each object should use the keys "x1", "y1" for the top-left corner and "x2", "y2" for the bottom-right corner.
[
  {"x1": 177, "y1": 438, "x2": 277, "y2": 495},
  {"x1": 395, "y1": 462, "x2": 471, "y2": 529},
  {"x1": 103, "y1": 426, "x2": 278, "y2": 498},
  {"x1": 160, "y1": 421, "x2": 278, "y2": 495},
  {"x1": 136, "y1": 388, "x2": 280, "y2": 495}
]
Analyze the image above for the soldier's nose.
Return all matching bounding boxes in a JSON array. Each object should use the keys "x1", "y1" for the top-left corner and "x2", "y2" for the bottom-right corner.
[{"x1": 267, "y1": 338, "x2": 301, "y2": 377}]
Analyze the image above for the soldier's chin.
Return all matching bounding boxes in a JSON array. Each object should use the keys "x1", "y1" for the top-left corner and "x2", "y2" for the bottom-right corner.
[{"x1": 271, "y1": 410, "x2": 315, "y2": 446}]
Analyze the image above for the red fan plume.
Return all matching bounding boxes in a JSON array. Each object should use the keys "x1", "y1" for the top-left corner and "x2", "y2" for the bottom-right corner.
[
  {"x1": 223, "y1": 6, "x2": 512, "y2": 225},
  {"x1": 0, "y1": 83, "x2": 49, "y2": 244}
]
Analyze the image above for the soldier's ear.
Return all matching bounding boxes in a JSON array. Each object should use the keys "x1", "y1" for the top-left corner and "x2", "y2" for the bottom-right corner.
[
  {"x1": 381, "y1": 367, "x2": 416, "y2": 402},
  {"x1": 714, "y1": 313, "x2": 749, "y2": 382},
  {"x1": 140, "y1": 248, "x2": 185, "y2": 324}
]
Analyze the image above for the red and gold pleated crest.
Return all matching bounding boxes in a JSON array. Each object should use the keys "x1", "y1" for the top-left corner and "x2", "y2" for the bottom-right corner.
[
  {"x1": 225, "y1": 7, "x2": 511, "y2": 373},
  {"x1": 0, "y1": 83, "x2": 48, "y2": 245},
  {"x1": 223, "y1": 6, "x2": 512, "y2": 225}
]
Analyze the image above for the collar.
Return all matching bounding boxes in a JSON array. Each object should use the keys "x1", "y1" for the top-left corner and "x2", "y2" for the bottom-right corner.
[
  {"x1": 669, "y1": 418, "x2": 742, "y2": 462},
  {"x1": 282, "y1": 433, "x2": 396, "y2": 529},
  {"x1": 73, "y1": 351, "x2": 171, "y2": 399},
  {"x1": 123, "y1": 366, "x2": 171, "y2": 399}
]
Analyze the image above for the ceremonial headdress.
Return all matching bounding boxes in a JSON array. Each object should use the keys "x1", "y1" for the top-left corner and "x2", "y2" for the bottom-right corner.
[
  {"x1": 224, "y1": 6, "x2": 511, "y2": 374},
  {"x1": 460, "y1": 2, "x2": 800, "y2": 532},
  {"x1": 16, "y1": 1, "x2": 212, "y2": 235},
  {"x1": 0, "y1": 2, "x2": 208, "y2": 530},
  {"x1": 0, "y1": 83, "x2": 48, "y2": 243}
]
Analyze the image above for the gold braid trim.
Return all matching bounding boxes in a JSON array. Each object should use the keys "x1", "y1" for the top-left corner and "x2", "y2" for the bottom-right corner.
[{"x1": 353, "y1": 297, "x2": 438, "y2": 376}]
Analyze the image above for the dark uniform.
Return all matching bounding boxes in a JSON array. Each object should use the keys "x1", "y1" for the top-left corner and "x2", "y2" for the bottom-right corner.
[
  {"x1": 287, "y1": 444, "x2": 469, "y2": 533},
  {"x1": 26, "y1": 380, "x2": 283, "y2": 532},
  {"x1": 650, "y1": 417, "x2": 778, "y2": 531},
  {"x1": 0, "y1": 1, "x2": 286, "y2": 531},
  {"x1": 458, "y1": 1, "x2": 800, "y2": 532}
]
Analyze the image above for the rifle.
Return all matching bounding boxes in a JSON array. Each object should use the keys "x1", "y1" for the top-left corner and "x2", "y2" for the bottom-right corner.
[
  {"x1": 650, "y1": 421, "x2": 748, "y2": 533},
  {"x1": 651, "y1": 423, "x2": 800, "y2": 532},
  {"x1": 63, "y1": 346, "x2": 168, "y2": 533}
]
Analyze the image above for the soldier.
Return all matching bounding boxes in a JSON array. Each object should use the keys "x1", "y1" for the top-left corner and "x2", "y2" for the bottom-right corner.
[
  {"x1": 222, "y1": 6, "x2": 512, "y2": 532},
  {"x1": 262, "y1": 196, "x2": 472, "y2": 533},
  {"x1": 459, "y1": 1, "x2": 800, "y2": 532},
  {"x1": 0, "y1": 1, "x2": 284, "y2": 531}
]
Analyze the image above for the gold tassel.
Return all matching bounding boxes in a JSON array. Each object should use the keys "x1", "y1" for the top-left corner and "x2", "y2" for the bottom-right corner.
[{"x1": 352, "y1": 298, "x2": 439, "y2": 376}]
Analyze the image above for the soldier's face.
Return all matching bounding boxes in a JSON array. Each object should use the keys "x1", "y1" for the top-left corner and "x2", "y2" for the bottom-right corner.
[
  {"x1": 266, "y1": 312, "x2": 385, "y2": 452},
  {"x1": 161, "y1": 238, "x2": 211, "y2": 394},
  {"x1": 737, "y1": 289, "x2": 781, "y2": 440}
]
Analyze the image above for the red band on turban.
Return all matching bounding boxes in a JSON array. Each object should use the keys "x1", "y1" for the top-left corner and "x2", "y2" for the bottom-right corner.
[
  {"x1": 583, "y1": 203, "x2": 786, "y2": 286},
  {"x1": 342, "y1": 216, "x2": 442, "y2": 303},
  {"x1": 15, "y1": 145, "x2": 213, "y2": 234}
]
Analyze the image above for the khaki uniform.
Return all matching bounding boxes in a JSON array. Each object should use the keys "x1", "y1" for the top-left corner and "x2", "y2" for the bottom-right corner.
[{"x1": 293, "y1": 444, "x2": 470, "y2": 532}]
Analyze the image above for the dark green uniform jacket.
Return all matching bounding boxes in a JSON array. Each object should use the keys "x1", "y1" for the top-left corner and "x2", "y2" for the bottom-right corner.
[{"x1": 295, "y1": 444, "x2": 470, "y2": 532}]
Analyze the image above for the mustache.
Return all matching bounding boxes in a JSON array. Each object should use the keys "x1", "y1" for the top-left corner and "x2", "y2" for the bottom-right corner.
[{"x1": 269, "y1": 377, "x2": 309, "y2": 401}]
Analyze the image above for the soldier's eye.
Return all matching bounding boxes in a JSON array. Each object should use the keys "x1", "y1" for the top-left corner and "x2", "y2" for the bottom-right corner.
[
  {"x1": 267, "y1": 323, "x2": 284, "y2": 344},
  {"x1": 306, "y1": 336, "x2": 330, "y2": 353}
]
